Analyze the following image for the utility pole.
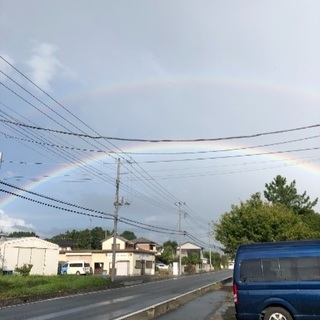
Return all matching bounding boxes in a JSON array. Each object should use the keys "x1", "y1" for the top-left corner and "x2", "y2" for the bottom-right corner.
[
  {"x1": 0, "y1": 152, "x2": 3, "y2": 172},
  {"x1": 111, "y1": 158, "x2": 120, "y2": 282},
  {"x1": 175, "y1": 201, "x2": 185, "y2": 276},
  {"x1": 208, "y1": 222, "x2": 212, "y2": 270},
  {"x1": 111, "y1": 158, "x2": 130, "y2": 282}
]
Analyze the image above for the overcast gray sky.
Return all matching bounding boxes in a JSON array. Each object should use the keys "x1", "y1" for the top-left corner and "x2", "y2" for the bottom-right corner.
[{"x1": 0, "y1": 1, "x2": 320, "y2": 249}]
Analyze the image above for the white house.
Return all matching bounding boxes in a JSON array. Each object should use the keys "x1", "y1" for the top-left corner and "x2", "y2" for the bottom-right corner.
[
  {"x1": 176, "y1": 242, "x2": 204, "y2": 259},
  {"x1": 59, "y1": 235, "x2": 157, "y2": 276},
  {"x1": 0, "y1": 237, "x2": 59, "y2": 275}
]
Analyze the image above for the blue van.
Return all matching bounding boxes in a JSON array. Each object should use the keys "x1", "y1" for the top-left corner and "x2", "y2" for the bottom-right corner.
[{"x1": 233, "y1": 240, "x2": 320, "y2": 320}]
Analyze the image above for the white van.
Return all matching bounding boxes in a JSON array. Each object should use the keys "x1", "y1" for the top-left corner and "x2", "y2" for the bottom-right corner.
[{"x1": 60, "y1": 261, "x2": 91, "y2": 275}]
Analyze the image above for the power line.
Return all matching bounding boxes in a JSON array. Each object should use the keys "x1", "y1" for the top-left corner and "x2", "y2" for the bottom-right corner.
[
  {"x1": 138, "y1": 146, "x2": 320, "y2": 164},
  {"x1": 0, "y1": 181, "x2": 182, "y2": 235},
  {"x1": 2, "y1": 118, "x2": 320, "y2": 143}
]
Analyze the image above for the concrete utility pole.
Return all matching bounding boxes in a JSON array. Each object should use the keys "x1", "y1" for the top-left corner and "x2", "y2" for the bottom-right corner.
[
  {"x1": 111, "y1": 158, "x2": 121, "y2": 282},
  {"x1": 0, "y1": 152, "x2": 3, "y2": 172},
  {"x1": 208, "y1": 222, "x2": 212, "y2": 270},
  {"x1": 111, "y1": 158, "x2": 130, "y2": 282},
  {"x1": 175, "y1": 201, "x2": 185, "y2": 276}
]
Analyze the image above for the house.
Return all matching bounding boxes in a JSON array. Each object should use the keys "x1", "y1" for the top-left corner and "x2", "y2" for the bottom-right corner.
[
  {"x1": 176, "y1": 242, "x2": 204, "y2": 261},
  {"x1": 0, "y1": 237, "x2": 59, "y2": 275},
  {"x1": 54, "y1": 240, "x2": 74, "y2": 252},
  {"x1": 132, "y1": 237, "x2": 158, "y2": 253},
  {"x1": 58, "y1": 234, "x2": 157, "y2": 276}
]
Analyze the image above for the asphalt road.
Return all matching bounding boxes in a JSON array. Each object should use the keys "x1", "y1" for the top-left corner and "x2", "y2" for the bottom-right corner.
[
  {"x1": 0, "y1": 270, "x2": 232, "y2": 320},
  {"x1": 156, "y1": 282, "x2": 233, "y2": 320}
]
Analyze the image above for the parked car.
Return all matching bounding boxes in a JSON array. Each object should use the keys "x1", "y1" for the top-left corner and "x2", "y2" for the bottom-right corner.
[
  {"x1": 156, "y1": 263, "x2": 169, "y2": 270},
  {"x1": 60, "y1": 260, "x2": 91, "y2": 275}
]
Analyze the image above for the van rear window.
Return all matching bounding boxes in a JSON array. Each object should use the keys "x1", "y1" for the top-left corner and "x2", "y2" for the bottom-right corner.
[{"x1": 240, "y1": 256, "x2": 320, "y2": 282}]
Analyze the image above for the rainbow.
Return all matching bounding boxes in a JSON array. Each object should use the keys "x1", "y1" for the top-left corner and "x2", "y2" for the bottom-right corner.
[
  {"x1": 1, "y1": 140, "x2": 320, "y2": 209},
  {"x1": 63, "y1": 75, "x2": 320, "y2": 102},
  {"x1": 1, "y1": 75, "x2": 320, "y2": 208}
]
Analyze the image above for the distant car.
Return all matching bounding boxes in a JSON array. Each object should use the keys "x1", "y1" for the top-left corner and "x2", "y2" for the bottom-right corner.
[
  {"x1": 156, "y1": 263, "x2": 169, "y2": 270},
  {"x1": 228, "y1": 262, "x2": 234, "y2": 269},
  {"x1": 60, "y1": 260, "x2": 91, "y2": 275}
]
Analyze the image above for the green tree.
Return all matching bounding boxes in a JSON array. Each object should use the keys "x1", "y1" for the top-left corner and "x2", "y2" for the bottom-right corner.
[
  {"x1": 159, "y1": 241, "x2": 177, "y2": 265},
  {"x1": 189, "y1": 252, "x2": 201, "y2": 265},
  {"x1": 300, "y1": 211, "x2": 320, "y2": 238},
  {"x1": 220, "y1": 255, "x2": 229, "y2": 269},
  {"x1": 8, "y1": 231, "x2": 38, "y2": 238},
  {"x1": 264, "y1": 175, "x2": 318, "y2": 214},
  {"x1": 163, "y1": 240, "x2": 178, "y2": 249},
  {"x1": 212, "y1": 252, "x2": 222, "y2": 270},
  {"x1": 214, "y1": 193, "x2": 316, "y2": 257},
  {"x1": 77, "y1": 229, "x2": 92, "y2": 249},
  {"x1": 120, "y1": 230, "x2": 136, "y2": 240},
  {"x1": 91, "y1": 227, "x2": 106, "y2": 249},
  {"x1": 48, "y1": 228, "x2": 110, "y2": 250},
  {"x1": 182, "y1": 256, "x2": 189, "y2": 265},
  {"x1": 203, "y1": 251, "x2": 222, "y2": 270},
  {"x1": 161, "y1": 245, "x2": 174, "y2": 265}
]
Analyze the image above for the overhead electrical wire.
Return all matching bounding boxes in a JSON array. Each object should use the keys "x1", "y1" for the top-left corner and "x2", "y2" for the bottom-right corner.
[
  {"x1": 0, "y1": 102, "x2": 117, "y2": 191},
  {"x1": 0, "y1": 104, "x2": 180, "y2": 216},
  {"x1": 0, "y1": 181, "x2": 182, "y2": 235},
  {"x1": 1, "y1": 61, "x2": 185, "y2": 218},
  {"x1": 138, "y1": 146, "x2": 320, "y2": 164},
  {"x1": 2, "y1": 118, "x2": 320, "y2": 143},
  {"x1": 2, "y1": 55, "x2": 319, "y2": 248},
  {"x1": 0, "y1": 58, "x2": 208, "y2": 245}
]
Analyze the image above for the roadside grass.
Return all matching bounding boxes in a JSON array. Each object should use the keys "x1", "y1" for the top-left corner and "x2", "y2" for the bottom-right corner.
[{"x1": 0, "y1": 275, "x2": 112, "y2": 299}]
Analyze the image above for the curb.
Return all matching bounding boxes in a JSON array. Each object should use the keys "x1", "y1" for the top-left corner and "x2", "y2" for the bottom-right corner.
[{"x1": 115, "y1": 276, "x2": 233, "y2": 320}]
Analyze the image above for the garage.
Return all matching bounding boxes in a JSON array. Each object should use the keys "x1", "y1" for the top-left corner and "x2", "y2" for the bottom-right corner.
[
  {"x1": 0, "y1": 237, "x2": 59, "y2": 275},
  {"x1": 116, "y1": 261, "x2": 130, "y2": 276}
]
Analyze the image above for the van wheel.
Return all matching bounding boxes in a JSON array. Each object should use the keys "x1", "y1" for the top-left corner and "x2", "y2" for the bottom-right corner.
[
  {"x1": 76, "y1": 271, "x2": 80, "y2": 276},
  {"x1": 263, "y1": 307, "x2": 293, "y2": 320}
]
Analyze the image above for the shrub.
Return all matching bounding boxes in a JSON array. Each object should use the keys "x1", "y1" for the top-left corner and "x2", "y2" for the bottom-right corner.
[{"x1": 15, "y1": 264, "x2": 33, "y2": 277}]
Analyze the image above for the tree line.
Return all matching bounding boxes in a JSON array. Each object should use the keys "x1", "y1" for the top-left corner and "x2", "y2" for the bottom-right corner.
[
  {"x1": 214, "y1": 175, "x2": 319, "y2": 257},
  {"x1": 7, "y1": 229, "x2": 137, "y2": 250}
]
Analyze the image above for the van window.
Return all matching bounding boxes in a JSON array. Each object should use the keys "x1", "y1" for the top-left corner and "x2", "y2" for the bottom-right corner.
[
  {"x1": 240, "y1": 259, "x2": 263, "y2": 282},
  {"x1": 69, "y1": 263, "x2": 82, "y2": 268},
  {"x1": 296, "y1": 256, "x2": 320, "y2": 280},
  {"x1": 240, "y1": 256, "x2": 320, "y2": 282}
]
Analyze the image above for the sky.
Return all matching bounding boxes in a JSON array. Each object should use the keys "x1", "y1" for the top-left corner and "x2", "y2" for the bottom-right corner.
[{"x1": 0, "y1": 1, "x2": 320, "y2": 250}]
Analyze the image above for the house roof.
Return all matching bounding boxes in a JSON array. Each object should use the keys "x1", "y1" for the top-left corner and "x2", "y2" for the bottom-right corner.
[
  {"x1": 102, "y1": 234, "x2": 134, "y2": 244},
  {"x1": 177, "y1": 242, "x2": 203, "y2": 250},
  {"x1": 0, "y1": 237, "x2": 59, "y2": 250},
  {"x1": 61, "y1": 248, "x2": 157, "y2": 255},
  {"x1": 54, "y1": 240, "x2": 75, "y2": 247},
  {"x1": 132, "y1": 237, "x2": 158, "y2": 245}
]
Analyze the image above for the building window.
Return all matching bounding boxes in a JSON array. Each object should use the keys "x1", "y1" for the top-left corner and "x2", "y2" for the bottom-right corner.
[
  {"x1": 135, "y1": 260, "x2": 142, "y2": 269},
  {"x1": 146, "y1": 260, "x2": 153, "y2": 269}
]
